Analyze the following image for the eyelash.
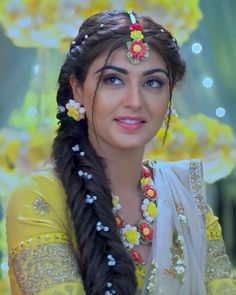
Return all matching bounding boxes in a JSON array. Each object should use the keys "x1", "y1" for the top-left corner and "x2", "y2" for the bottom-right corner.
[
  {"x1": 103, "y1": 75, "x2": 123, "y2": 85},
  {"x1": 144, "y1": 79, "x2": 164, "y2": 88},
  {"x1": 102, "y1": 75, "x2": 164, "y2": 88}
]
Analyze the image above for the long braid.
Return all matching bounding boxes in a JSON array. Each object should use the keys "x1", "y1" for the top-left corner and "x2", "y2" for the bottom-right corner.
[
  {"x1": 51, "y1": 9, "x2": 186, "y2": 295},
  {"x1": 52, "y1": 115, "x2": 136, "y2": 294}
]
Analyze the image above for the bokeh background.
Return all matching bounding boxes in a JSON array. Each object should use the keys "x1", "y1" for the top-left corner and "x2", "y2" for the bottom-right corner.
[{"x1": 0, "y1": 0, "x2": 236, "y2": 293}]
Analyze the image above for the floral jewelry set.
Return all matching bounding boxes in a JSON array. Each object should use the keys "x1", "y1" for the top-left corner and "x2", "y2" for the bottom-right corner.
[{"x1": 112, "y1": 165, "x2": 157, "y2": 266}]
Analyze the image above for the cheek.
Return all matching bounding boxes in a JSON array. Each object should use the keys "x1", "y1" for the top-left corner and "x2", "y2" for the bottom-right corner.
[{"x1": 150, "y1": 99, "x2": 169, "y2": 121}]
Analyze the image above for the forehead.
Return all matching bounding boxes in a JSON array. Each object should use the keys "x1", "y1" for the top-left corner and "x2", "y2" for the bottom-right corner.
[{"x1": 88, "y1": 47, "x2": 167, "y2": 75}]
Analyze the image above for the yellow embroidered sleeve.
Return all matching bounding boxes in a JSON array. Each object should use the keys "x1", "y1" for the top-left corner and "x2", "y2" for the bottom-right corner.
[
  {"x1": 205, "y1": 206, "x2": 236, "y2": 294},
  {"x1": 6, "y1": 171, "x2": 85, "y2": 295}
]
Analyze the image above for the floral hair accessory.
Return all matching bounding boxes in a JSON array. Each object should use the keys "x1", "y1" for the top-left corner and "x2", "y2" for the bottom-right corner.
[
  {"x1": 85, "y1": 194, "x2": 97, "y2": 204},
  {"x1": 96, "y1": 221, "x2": 109, "y2": 232},
  {"x1": 78, "y1": 170, "x2": 92, "y2": 180},
  {"x1": 126, "y1": 11, "x2": 149, "y2": 65},
  {"x1": 65, "y1": 99, "x2": 85, "y2": 121},
  {"x1": 72, "y1": 144, "x2": 80, "y2": 152},
  {"x1": 72, "y1": 144, "x2": 85, "y2": 156},
  {"x1": 105, "y1": 281, "x2": 116, "y2": 295},
  {"x1": 58, "y1": 105, "x2": 66, "y2": 113},
  {"x1": 107, "y1": 254, "x2": 116, "y2": 266}
]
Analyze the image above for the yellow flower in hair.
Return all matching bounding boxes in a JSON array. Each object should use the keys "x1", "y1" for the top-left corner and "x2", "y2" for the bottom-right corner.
[
  {"x1": 130, "y1": 30, "x2": 144, "y2": 40},
  {"x1": 67, "y1": 107, "x2": 80, "y2": 121},
  {"x1": 66, "y1": 99, "x2": 85, "y2": 121}
]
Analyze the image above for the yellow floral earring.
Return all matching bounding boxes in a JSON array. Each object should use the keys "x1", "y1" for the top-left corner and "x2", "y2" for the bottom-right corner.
[
  {"x1": 65, "y1": 99, "x2": 86, "y2": 121},
  {"x1": 162, "y1": 104, "x2": 178, "y2": 128}
]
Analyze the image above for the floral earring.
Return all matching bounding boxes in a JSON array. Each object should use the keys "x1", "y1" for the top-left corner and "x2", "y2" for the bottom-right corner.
[
  {"x1": 162, "y1": 107, "x2": 178, "y2": 128},
  {"x1": 65, "y1": 99, "x2": 86, "y2": 121}
]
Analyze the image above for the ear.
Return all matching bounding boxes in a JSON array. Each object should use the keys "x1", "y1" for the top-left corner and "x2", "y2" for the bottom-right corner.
[{"x1": 69, "y1": 75, "x2": 84, "y2": 105}]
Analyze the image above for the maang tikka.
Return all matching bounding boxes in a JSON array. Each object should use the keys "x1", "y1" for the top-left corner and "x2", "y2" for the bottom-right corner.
[{"x1": 126, "y1": 11, "x2": 150, "y2": 64}]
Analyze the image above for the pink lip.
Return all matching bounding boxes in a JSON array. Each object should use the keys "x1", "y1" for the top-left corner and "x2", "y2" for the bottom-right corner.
[{"x1": 114, "y1": 116, "x2": 146, "y2": 131}]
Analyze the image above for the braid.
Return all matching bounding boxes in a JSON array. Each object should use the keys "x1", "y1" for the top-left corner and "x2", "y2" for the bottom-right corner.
[
  {"x1": 51, "y1": 9, "x2": 186, "y2": 295},
  {"x1": 52, "y1": 117, "x2": 136, "y2": 294}
]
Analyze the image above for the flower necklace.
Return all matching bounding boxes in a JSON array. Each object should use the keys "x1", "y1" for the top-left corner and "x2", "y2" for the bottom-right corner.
[{"x1": 112, "y1": 165, "x2": 158, "y2": 265}]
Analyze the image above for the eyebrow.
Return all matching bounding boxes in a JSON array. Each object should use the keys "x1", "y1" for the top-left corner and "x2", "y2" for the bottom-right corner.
[{"x1": 95, "y1": 65, "x2": 169, "y2": 78}]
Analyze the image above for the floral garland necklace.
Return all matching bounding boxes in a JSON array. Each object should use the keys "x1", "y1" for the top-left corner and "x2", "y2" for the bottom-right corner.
[{"x1": 112, "y1": 165, "x2": 158, "y2": 266}]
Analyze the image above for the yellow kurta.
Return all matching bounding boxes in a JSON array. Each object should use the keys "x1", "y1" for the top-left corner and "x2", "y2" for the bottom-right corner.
[{"x1": 6, "y1": 165, "x2": 236, "y2": 294}]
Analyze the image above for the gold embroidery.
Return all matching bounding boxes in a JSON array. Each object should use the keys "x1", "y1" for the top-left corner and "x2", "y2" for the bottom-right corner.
[
  {"x1": 189, "y1": 159, "x2": 207, "y2": 219},
  {"x1": 207, "y1": 230, "x2": 222, "y2": 241},
  {"x1": 207, "y1": 281, "x2": 236, "y2": 295},
  {"x1": 175, "y1": 202, "x2": 188, "y2": 228},
  {"x1": 135, "y1": 264, "x2": 147, "y2": 291},
  {"x1": 206, "y1": 240, "x2": 232, "y2": 281},
  {"x1": 146, "y1": 261, "x2": 157, "y2": 295},
  {"x1": 49, "y1": 285, "x2": 75, "y2": 295},
  {"x1": 10, "y1": 233, "x2": 69, "y2": 259},
  {"x1": 12, "y1": 242, "x2": 80, "y2": 295},
  {"x1": 65, "y1": 285, "x2": 74, "y2": 293},
  {"x1": 164, "y1": 230, "x2": 185, "y2": 284},
  {"x1": 32, "y1": 197, "x2": 50, "y2": 215}
]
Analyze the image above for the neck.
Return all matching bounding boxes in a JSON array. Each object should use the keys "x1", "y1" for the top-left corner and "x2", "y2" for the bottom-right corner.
[{"x1": 95, "y1": 146, "x2": 145, "y2": 195}]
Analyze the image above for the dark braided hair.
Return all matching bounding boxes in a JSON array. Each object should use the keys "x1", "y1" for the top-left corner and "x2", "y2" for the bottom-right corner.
[{"x1": 51, "y1": 9, "x2": 185, "y2": 295}]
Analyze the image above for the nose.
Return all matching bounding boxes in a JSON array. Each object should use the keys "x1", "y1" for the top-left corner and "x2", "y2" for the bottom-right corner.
[{"x1": 122, "y1": 84, "x2": 142, "y2": 110}]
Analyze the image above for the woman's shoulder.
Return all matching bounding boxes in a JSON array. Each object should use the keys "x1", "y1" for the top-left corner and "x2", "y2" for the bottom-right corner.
[{"x1": 7, "y1": 163, "x2": 67, "y2": 215}]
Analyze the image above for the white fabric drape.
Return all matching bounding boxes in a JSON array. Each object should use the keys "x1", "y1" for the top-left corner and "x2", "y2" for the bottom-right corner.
[{"x1": 141, "y1": 159, "x2": 207, "y2": 295}]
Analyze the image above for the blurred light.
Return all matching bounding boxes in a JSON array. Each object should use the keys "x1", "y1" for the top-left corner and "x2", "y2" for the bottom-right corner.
[
  {"x1": 34, "y1": 65, "x2": 40, "y2": 74},
  {"x1": 16, "y1": 17, "x2": 32, "y2": 28},
  {"x1": 27, "y1": 107, "x2": 38, "y2": 116},
  {"x1": 31, "y1": 31, "x2": 58, "y2": 47},
  {"x1": 216, "y1": 107, "x2": 226, "y2": 118},
  {"x1": 1, "y1": 262, "x2": 9, "y2": 272},
  {"x1": 44, "y1": 118, "x2": 52, "y2": 124},
  {"x1": 7, "y1": 27, "x2": 21, "y2": 38},
  {"x1": 202, "y1": 77, "x2": 213, "y2": 88},
  {"x1": 191, "y1": 42, "x2": 202, "y2": 54}
]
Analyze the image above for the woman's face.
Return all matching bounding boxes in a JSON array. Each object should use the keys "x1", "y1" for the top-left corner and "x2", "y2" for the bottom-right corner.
[{"x1": 71, "y1": 47, "x2": 170, "y2": 154}]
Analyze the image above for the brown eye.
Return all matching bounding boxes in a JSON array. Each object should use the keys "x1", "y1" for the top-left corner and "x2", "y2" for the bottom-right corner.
[
  {"x1": 103, "y1": 75, "x2": 123, "y2": 85},
  {"x1": 144, "y1": 79, "x2": 163, "y2": 88}
]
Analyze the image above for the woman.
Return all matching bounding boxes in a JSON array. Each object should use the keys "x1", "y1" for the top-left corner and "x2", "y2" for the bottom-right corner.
[{"x1": 6, "y1": 9, "x2": 236, "y2": 295}]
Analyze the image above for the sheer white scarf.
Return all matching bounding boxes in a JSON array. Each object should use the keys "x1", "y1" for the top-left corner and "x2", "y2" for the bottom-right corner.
[{"x1": 141, "y1": 159, "x2": 207, "y2": 295}]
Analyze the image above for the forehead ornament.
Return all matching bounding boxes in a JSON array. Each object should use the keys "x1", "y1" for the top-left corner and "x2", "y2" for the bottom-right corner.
[{"x1": 126, "y1": 11, "x2": 149, "y2": 65}]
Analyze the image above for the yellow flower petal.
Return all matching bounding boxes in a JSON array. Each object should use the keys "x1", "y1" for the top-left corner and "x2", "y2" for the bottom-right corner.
[
  {"x1": 147, "y1": 202, "x2": 157, "y2": 218},
  {"x1": 130, "y1": 30, "x2": 144, "y2": 40},
  {"x1": 125, "y1": 229, "x2": 139, "y2": 244}
]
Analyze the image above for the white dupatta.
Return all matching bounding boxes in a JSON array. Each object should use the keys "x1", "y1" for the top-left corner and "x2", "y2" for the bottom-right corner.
[{"x1": 141, "y1": 159, "x2": 207, "y2": 295}]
